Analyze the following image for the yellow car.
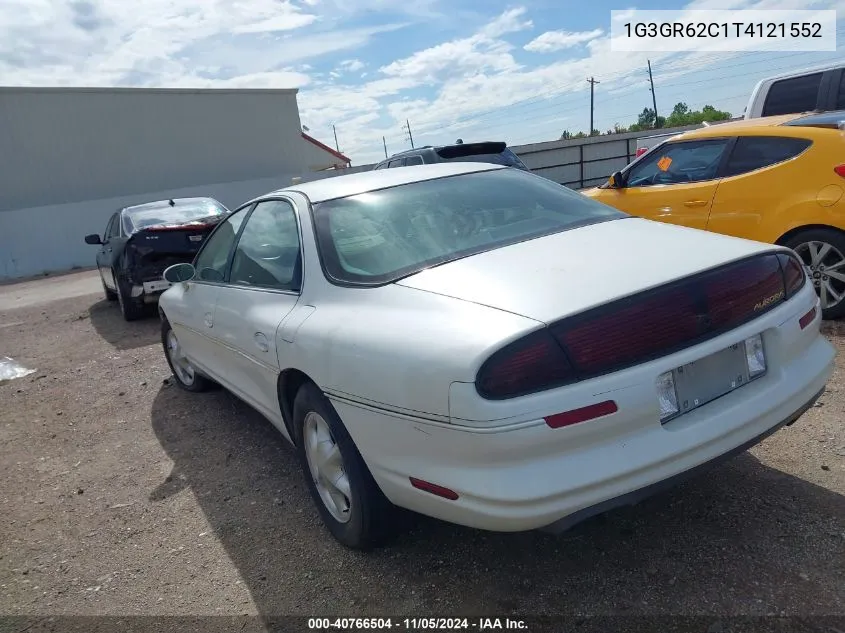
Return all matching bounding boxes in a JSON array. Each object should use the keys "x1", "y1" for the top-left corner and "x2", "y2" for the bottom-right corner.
[{"x1": 583, "y1": 111, "x2": 845, "y2": 319}]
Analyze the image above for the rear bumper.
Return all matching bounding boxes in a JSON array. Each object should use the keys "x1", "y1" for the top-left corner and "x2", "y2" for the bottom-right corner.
[
  {"x1": 540, "y1": 386, "x2": 824, "y2": 534},
  {"x1": 129, "y1": 279, "x2": 172, "y2": 302}
]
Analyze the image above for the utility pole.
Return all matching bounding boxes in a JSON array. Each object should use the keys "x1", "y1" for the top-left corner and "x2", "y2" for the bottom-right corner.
[
  {"x1": 403, "y1": 119, "x2": 415, "y2": 148},
  {"x1": 332, "y1": 125, "x2": 340, "y2": 152},
  {"x1": 383, "y1": 136, "x2": 388, "y2": 158},
  {"x1": 587, "y1": 77, "x2": 600, "y2": 136},
  {"x1": 647, "y1": 60, "x2": 659, "y2": 128}
]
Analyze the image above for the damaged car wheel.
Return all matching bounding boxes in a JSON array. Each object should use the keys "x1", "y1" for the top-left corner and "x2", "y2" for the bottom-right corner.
[{"x1": 116, "y1": 274, "x2": 145, "y2": 322}]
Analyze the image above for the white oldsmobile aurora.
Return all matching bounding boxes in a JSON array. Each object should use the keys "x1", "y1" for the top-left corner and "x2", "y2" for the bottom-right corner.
[{"x1": 159, "y1": 163, "x2": 834, "y2": 549}]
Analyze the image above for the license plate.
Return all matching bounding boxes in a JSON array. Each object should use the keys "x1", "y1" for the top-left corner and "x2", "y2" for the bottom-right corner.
[
  {"x1": 671, "y1": 341, "x2": 760, "y2": 417},
  {"x1": 143, "y1": 280, "x2": 172, "y2": 293}
]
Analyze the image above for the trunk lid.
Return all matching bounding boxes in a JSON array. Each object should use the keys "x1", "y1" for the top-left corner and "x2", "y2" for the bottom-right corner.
[
  {"x1": 127, "y1": 221, "x2": 219, "y2": 281},
  {"x1": 395, "y1": 217, "x2": 777, "y2": 323}
]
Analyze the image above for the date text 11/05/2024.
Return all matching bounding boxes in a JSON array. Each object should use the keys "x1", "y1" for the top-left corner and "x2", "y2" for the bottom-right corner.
[
  {"x1": 623, "y1": 21, "x2": 823, "y2": 39},
  {"x1": 307, "y1": 617, "x2": 529, "y2": 631}
]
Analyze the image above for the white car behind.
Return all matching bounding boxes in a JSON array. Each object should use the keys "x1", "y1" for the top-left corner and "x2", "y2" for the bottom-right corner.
[{"x1": 158, "y1": 163, "x2": 834, "y2": 549}]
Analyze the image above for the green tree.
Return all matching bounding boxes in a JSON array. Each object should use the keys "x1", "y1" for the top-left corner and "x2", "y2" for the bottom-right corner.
[
  {"x1": 664, "y1": 102, "x2": 731, "y2": 127},
  {"x1": 560, "y1": 130, "x2": 572, "y2": 140}
]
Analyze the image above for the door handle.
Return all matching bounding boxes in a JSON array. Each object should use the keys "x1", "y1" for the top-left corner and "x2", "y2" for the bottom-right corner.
[
  {"x1": 254, "y1": 332, "x2": 269, "y2": 352},
  {"x1": 683, "y1": 200, "x2": 708, "y2": 207}
]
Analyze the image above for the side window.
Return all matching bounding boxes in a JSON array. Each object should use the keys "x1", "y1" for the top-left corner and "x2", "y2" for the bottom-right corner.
[
  {"x1": 837, "y1": 72, "x2": 845, "y2": 110},
  {"x1": 387, "y1": 159, "x2": 402, "y2": 168},
  {"x1": 193, "y1": 206, "x2": 248, "y2": 283},
  {"x1": 723, "y1": 136, "x2": 812, "y2": 177},
  {"x1": 103, "y1": 214, "x2": 117, "y2": 241},
  {"x1": 373, "y1": 163, "x2": 385, "y2": 170},
  {"x1": 230, "y1": 200, "x2": 302, "y2": 291},
  {"x1": 109, "y1": 214, "x2": 122, "y2": 239},
  {"x1": 404, "y1": 155, "x2": 424, "y2": 166},
  {"x1": 625, "y1": 139, "x2": 729, "y2": 187},
  {"x1": 762, "y1": 73, "x2": 823, "y2": 117}
]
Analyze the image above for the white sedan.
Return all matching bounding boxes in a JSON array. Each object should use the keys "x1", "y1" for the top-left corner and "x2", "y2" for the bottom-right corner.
[{"x1": 159, "y1": 162, "x2": 834, "y2": 549}]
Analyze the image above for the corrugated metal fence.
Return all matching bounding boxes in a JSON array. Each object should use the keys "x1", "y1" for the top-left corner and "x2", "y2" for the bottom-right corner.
[{"x1": 311, "y1": 120, "x2": 741, "y2": 189}]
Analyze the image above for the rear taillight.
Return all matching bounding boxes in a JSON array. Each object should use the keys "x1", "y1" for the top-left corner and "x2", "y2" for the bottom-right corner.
[
  {"x1": 551, "y1": 286, "x2": 699, "y2": 376},
  {"x1": 475, "y1": 253, "x2": 806, "y2": 400},
  {"x1": 476, "y1": 329, "x2": 575, "y2": 399},
  {"x1": 703, "y1": 255, "x2": 784, "y2": 330},
  {"x1": 835, "y1": 164, "x2": 845, "y2": 178},
  {"x1": 778, "y1": 252, "x2": 806, "y2": 298},
  {"x1": 146, "y1": 223, "x2": 217, "y2": 232}
]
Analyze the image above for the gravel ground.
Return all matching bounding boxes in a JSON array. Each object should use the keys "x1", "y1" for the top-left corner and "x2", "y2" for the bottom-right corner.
[{"x1": 0, "y1": 272, "x2": 843, "y2": 627}]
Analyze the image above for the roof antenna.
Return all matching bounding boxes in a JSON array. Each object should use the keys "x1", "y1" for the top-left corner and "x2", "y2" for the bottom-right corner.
[{"x1": 168, "y1": 199, "x2": 175, "y2": 206}]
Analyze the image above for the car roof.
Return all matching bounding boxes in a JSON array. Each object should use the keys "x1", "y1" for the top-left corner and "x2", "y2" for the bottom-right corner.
[
  {"x1": 268, "y1": 162, "x2": 505, "y2": 204},
  {"x1": 379, "y1": 141, "x2": 510, "y2": 163},
  {"x1": 122, "y1": 197, "x2": 223, "y2": 214},
  {"x1": 673, "y1": 113, "x2": 809, "y2": 139},
  {"x1": 754, "y1": 60, "x2": 845, "y2": 86}
]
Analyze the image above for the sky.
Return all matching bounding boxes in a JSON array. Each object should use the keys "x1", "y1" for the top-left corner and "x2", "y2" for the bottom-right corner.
[{"x1": 2, "y1": 0, "x2": 844, "y2": 165}]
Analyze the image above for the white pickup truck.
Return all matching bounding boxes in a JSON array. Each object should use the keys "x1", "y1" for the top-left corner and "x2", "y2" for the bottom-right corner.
[{"x1": 635, "y1": 60, "x2": 845, "y2": 156}]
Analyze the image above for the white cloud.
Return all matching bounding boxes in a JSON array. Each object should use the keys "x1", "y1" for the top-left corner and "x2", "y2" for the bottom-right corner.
[
  {"x1": 478, "y1": 7, "x2": 533, "y2": 38},
  {"x1": 524, "y1": 29, "x2": 604, "y2": 53},
  {"x1": 378, "y1": 7, "x2": 530, "y2": 83},
  {"x1": 0, "y1": 0, "x2": 389, "y2": 87},
  {"x1": 339, "y1": 58, "x2": 365, "y2": 72}
]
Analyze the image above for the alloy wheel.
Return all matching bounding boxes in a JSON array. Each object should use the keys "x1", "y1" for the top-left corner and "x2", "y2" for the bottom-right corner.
[
  {"x1": 793, "y1": 240, "x2": 845, "y2": 311},
  {"x1": 166, "y1": 329, "x2": 196, "y2": 386},
  {"x1": 303, "y1": 411, "x2": 353, "y2": 523}
]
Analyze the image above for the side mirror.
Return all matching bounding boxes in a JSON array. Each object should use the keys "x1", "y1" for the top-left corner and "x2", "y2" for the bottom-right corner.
[
  {"x1": 84, "y1": 234, "x2": 102, "y2": 245},
  {"x1": 608, "y1": 171, "x2": 624, "y2": 189},
  {"x1": 163, "y1": 263, "x2": 196, "y2": 283}
]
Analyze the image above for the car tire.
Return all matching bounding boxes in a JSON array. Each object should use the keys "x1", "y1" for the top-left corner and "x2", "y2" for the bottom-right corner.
[
  {"x1": 293, "y1": 382, "x2": 395, "y2": 549},
  {"x1": 100, "y1": 271, "x2": 118, "y2": 301},
  {"x1": 783, "y1": 228, "x2": 845, "y2": 320},
  {"x1": 161, "y1": 318, "x2": 212, "y2": 392},
  {"x1": 115, "y1": 273, "x2": 144, "y2": 322}
]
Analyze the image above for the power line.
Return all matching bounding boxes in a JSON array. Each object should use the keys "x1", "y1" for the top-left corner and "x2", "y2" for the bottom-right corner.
[
  {"x1": 438, "y1": 53, "x2": 844, "y2": 139},
  {"x1": 368, "y1": 45, "x2": 845, "y2": 156}
]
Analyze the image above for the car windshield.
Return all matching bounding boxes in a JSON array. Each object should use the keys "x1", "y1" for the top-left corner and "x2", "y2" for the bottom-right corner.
[
  {"x1": 124, "y1": 199, "x2": 228, "y2": 233},
  {"x1": 311, "y1": 168, "x2": 627, "y2": 285}
]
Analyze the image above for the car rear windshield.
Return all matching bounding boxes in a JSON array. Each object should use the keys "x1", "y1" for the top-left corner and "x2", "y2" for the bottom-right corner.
[
  {"x1": 311, "y1": 168, "x2": 626, "y2": 286},
  {"x1": 436, "y1": 143, "x2": 528, "y2": 169},
  {"x1": 124, "y1": 200, "x2": 228, "y2": 233}
]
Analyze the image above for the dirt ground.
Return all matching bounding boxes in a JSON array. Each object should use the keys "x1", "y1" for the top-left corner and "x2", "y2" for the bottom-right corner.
[{"x1": 0, "y1": 271, "x2": 843, "y2": 627}]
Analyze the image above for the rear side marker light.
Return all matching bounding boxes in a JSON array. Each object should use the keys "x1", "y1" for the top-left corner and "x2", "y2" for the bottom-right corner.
[
  {"x1": 409, "y1": 478, "x2": 459, "y2": 500},
  {"x1": 835, "y1": 164, "x2": 845, "y2": 179},
  {"x1": 544, "y1": 400, "x2": 618, "y2": 429},
  {"x1": 799, "y1": 306, "x2": 817, "y2": 329}
]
